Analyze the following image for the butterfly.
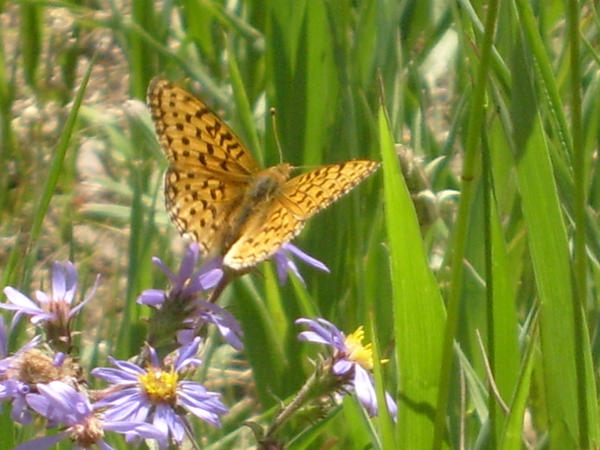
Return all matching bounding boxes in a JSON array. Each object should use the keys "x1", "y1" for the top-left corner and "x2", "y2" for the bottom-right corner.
[{"x1": 147, "y1": 78, "x2": 379, "y2": 270}]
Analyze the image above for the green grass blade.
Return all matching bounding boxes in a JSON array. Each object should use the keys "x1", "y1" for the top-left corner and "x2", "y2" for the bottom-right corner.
[
  {"x1": 379, "y1": 105, "x2": 445, "y2": 448},
  {"x1": 510, "y1": 34, "x2": 580, "y2": 446},
  {"x1": 499, "y1": 313, "x2": 538, "y2": 450}
]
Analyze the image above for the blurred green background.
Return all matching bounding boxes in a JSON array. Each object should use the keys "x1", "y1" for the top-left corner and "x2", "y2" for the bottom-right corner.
[{"x1": 1, "y1": 0, "x2": 599, "y2": 448}]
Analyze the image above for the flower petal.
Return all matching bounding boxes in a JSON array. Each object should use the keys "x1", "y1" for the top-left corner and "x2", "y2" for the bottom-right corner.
[
  {"x1": 284, "y1": 244, "x2": 330, "y2": 273},
  {"x1": 15, "y1": 432, "x2": 68, "y2": 450},
  {"x1": 175, "y1": 337, "x2": 202, "y2": 371},
  {"x1": 137, "y1": 289, "x2": 167, "y2": 306},
  {"x1": 353, "y1": 365, "x2": 377, "y2": 416},
  {"x1": 91, "y1": 366, "x2": 142, "y2": 384},
  {"x1": 2, "y1": 287, "x2": 43, "y2": 312},
  {"x1": 296, "y1": 317, "x2": 346, "y2": 351}
]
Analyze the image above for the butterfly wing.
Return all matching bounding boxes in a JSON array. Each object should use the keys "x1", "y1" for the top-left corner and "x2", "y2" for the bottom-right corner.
[
  {"x1": 223, "y1": 200, "x2": 303, "y2": 269},
  {"x1": 147, "y1": 78, "x2": 260, "y2": 176},
  {"x1": 147, "y1": 77, "x2": 260, "y2": 254},
  {"x1": 164, "y1": 167, "x2": 249, "y2": 253},
  {"x1": 223, "y1": 160, "x2": 380, "y2": 269},
  {"x1": 280, "y1": 159, "x2": 380, "y2": 218}
]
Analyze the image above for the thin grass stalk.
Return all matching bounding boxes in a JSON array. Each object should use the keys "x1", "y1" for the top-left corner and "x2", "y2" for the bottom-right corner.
[
  {"x1": 432, "y1": 1, "x2": 501, "y2": 447},
  {"x1": 567, "y1": 0, "x2": 591, "y2": 447},
  {"x1": 482, "y1": 131, "x2": 497, "y2": 448}
]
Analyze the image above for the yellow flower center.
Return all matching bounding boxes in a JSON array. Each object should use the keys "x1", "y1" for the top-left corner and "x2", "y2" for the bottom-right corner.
[
  {"x1": 344, "y1": 326, "x2": 374, "y2": 371},
  {"x1": 139, "y1": 366, "x2": 178, "y2": 404}
]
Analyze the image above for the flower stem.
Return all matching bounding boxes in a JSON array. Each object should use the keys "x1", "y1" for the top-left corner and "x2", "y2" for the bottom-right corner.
[{"x1": 263, "y1": 369, "x2": 319, "y2": 441}]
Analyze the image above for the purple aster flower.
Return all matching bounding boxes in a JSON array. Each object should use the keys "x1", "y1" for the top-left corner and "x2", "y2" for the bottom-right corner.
[
  {"x1": 2, "y1": 261, "x2": 97, "y2": 325},
  {"x1": 296, "y1": 317, "x2": 397, "y2": 419},
  {"x1": 0, "y1": 345, "x2": 80, "y2": 425},
  {"x1": 178, "y1": 300, "x2": 243, "y2": 350},
  {"x1": 0, "y1": 324, "x2": 44, "y2": 424},
  {"x1": 92, "y1": 337, "x2": 227, "y2": 447},
  {"x1": 15, "y1": 381, "x2": 163, "y2": 450},
  {"x1": 273, "y1": 243, "x2": 329, "y2": 284},
  {"x1": 137, "y1": 243, "x2": 223, "y2": 307},
  {"x1": 1, "y1": 261, "x2": 99, "y2": 350},
  {"x1": 137, "y1": 244, "x2": 231, "y2": 353}
]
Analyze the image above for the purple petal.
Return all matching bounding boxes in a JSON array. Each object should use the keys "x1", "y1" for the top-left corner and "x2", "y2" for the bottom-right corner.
[
  {"x1": 273, "y1": 244, "x2": 330, "y2": 284},
  {"x1": 198, "y1": 256, "x2": 224, "y2": 274},
  {"x1": 104, "y1": 420, "x2": 165, "y2": 440},
  {"x1": 25, "y1": 393, "x2": 51, "y2": 417},
  {"x1": 35, "y1": 381, "x2": 92, "y2": 423},
  {"x1": 148, "y1": 346, "x2": 160, "y2": 367},
  {"x1": 107, "y1": 356, "x2": 146, "y2": 374},
  {"x1": 35, "y1": 382, "x2": 74, "y2": 412},
  {"x1": 52, "y1": 261, "x2": 78, "y2": 304},
  {"x1": 177, "y1": 328, "x2": 195, "y2": 345},
  {"x1": 15, "y1": 432, "x2": 68, "y2": 450},
  {"x1": 178, "y1": 388, "x2": 227, "y2": 426},
  {"x1": 97, "y1": 440, "x2": 114, "y2": 450},
  {"x1": 175, "y1": 337, "x2": 202, "y2": 371},
  {"x1": 283, "y1": 244, "x2": 330, "y2": 273},
  {"x1": 152, "y1": 256, "x2": 176, "y2": 282},
  {"x1": 296, "y1": 317, "x2": 346, "y2": 351},
  {"x1": 2, "y1": 287, "x2": 44, "y2": 313},
  {"x1": 198, "y1": 268, "x2": 223, "y2": 290},
  {"x1": 297, "y1": 331, "x2": 334, "y2": 346},
  {"x1": 181, "y1": 257, "x2": 223, "y2": 296},
  {"x1": 53, "y1": 352, "x2": 66, "y2": 367},
  {"x1": 137, "y1": 289, "x2": 167, "y2": 306},
  {"x1": 96, "y1": 388, "x2": 150, "y2": 422},
  {"x1": 0, "y1": 315, "x2": 6, "y2": 358},
  {"x1": 12, "y1": 392, "x2": 33, "y2": 424},
  {"x1": 353, "y1": 365, "x2": 377, "y2": 416},
  {"x1": 333, "y1": 359, "x2": 354, "y2": 375},
  {"x1": 33, "y1": 290, "x2": 50, "y2": 305},
  {"x1": 50, "y1": 262, "x2": 67, "y2": 302},
  {"x1": 70, "y1": 273, "x2": 100, "y2": 318},
  {"x1": 385, "y1": 391, "x2": 398, "y2": 421},
  {"x1": 179, "y1": 395, "x2": 223, "y2": 426},
  {"x1": 273, "y1": 251, "x2": 294, "y2": 284},
  {"x1": 176, "y1": 243, "x2": 200, "y2": 284},
  {"x1": 194, "y1": 301, "x2": 243, "y2": 350},
  {"x1": 154, "y1": 403, "x2": 185, "y2": 443},
  {"x1": 63, "y1": 261, "x2": 79, "y2": 302},
  {"x1": 91, "y1": 365, "x2": 143, "y2": 384}
]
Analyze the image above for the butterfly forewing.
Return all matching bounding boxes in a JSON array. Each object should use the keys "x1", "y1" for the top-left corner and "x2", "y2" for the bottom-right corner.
[
  {"x1": 148, "y1": 77, "x2": 380, "y2": 270},
  {"x1": 148, "y1": 78, "x2": 263, "y2": 255},
  {"x1": 147, "y1": 78, "x2": 259, "y2": 175},
  {"x1": 281, "y1": 160, "x2": 380, "y2": 218}
]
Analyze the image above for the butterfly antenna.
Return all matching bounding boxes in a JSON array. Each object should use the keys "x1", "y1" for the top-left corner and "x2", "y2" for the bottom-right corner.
[{"x1": 270, "y1": 107, "x2": 284, "y2": 164}]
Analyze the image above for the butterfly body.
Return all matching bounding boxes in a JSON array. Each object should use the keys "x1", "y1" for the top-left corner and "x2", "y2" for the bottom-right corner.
[
  {"x1": 220, "y1": 163, "x2": 292, "y2": 252},
  {"x1": 148, "y1": 78, "x2": 379, "y2": 270}
]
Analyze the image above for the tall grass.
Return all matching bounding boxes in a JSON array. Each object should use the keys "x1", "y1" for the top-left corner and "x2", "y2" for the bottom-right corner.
[{"x1": 0, "y1": 0, "x2": 599, "y2": 448}]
